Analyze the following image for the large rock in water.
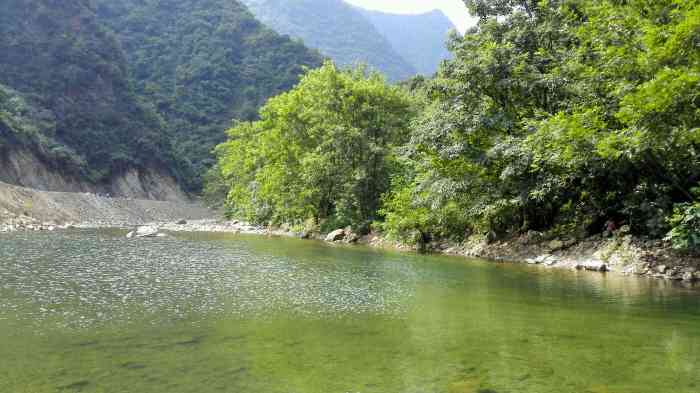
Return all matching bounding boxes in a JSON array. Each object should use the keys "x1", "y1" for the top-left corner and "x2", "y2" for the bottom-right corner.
[
  {"x1": 325, "y1": 229, "x2": 346, "y2": 242},
  {"x1": 127, "y1": 225, "x2": 161, "y2": 238}
]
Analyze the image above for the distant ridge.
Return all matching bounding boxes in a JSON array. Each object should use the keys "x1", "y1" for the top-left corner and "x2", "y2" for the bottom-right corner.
[
  {"x1": 357, "y1": 8, "x2": 456, "y2": 76},
  {"x1": 241, "y1": 0, "x2": 417, "y2": 81}
]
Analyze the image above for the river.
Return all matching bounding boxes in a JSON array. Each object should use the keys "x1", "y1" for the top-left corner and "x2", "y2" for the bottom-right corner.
[{"x1": 0, "y1": 229, "x2": 698, "y2": 392}]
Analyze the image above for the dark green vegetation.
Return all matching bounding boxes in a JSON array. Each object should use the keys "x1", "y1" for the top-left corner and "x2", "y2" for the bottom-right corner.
[
  {"x1": 241, "y1": 0, "x2": 417, "y2": 82},
  {"x1": 0, "y1": 0, "x2": 173, "y2": 182},
  {"x1": 358, "y1": 8, "x2": 455, "y2": 76},
  {"x1": 95, "y1": 0, "x2": 323, "y2": 190},
  {"x1": 215, "y1": 0, "x2": 700, "y2": 250}
]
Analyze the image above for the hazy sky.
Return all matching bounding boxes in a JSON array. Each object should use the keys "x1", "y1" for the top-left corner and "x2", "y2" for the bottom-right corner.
[{"x1": 344, "y1": 0, "x2": 478, "y2": 33}]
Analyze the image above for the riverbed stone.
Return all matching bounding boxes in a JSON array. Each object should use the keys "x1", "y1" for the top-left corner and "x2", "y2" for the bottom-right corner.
[
  {"x1": 682, "y1": 272, "x2": 696, "y2": 282},
  {"x1": 656, "y1": 265, "x2": 668, "y2": 274},
  {"x1": 345, "y1": 231, "x2": 360, "y2": 244},
  {"x1": 521, "y1": 230, "x2": 544, "y2": 245},
  {"x1": 577, "y1": 260, "x2": 608, "y2": 272},
  {"x1": 325, "y1": 229, "x2": 346, "y2": 242},
  {"x1": 135, "y1": 225, "x2": 160, "y2": 238}
]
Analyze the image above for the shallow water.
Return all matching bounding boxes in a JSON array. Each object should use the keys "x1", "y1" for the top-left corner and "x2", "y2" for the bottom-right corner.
[{"x1": 0, "y1": 230, "x2": 699, "y2": 393}]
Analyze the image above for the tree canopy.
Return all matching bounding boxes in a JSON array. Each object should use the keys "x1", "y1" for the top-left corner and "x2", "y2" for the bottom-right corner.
[
  {"x1": 381, "y1": 0, "x2": 700, "y2": 244},
  {"x1": 214, "y1": 62, "x2": 413, "y2": 231},
  {"x1": 215, "y1": 0, "x2": 700, "y2": 250}
]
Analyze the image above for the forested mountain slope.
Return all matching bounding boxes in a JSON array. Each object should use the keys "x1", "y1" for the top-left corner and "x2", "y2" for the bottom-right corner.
[
  {"x1": 240, "y1": 0, "x2": 417, "y2": 82},
  {"x1": 0, "y1": 0, "x2": 177, "y2": 193},
  {"x1": 358, "y1": 8, "x2": 455, "y2": 76},
  {"x1": 95, "y1": 0, "x2": 323, "y2": 190}
]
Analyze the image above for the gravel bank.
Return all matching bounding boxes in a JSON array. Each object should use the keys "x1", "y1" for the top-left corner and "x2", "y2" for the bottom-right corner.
[{"x1": 0, "y1": 181, "x2": 215, "y2": 231}]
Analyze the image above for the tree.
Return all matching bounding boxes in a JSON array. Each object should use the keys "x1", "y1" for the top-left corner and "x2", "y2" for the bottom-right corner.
[
  {"x1": 382, "y1": 0, "x2": 700, "y2": 242},
  {"x1": 214, "y1": 61, "x2": 414, "y2": 230}
]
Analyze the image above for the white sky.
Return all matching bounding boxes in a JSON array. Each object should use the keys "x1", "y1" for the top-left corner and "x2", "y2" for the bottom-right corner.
[{"x1": 344, "y1": 0, "x2": 478, "y2": 33}]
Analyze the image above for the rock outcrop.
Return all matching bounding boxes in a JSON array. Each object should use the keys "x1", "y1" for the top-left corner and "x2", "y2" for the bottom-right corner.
[{"x1": 0, "y1": 149, "x2": 189, "y2": 202}]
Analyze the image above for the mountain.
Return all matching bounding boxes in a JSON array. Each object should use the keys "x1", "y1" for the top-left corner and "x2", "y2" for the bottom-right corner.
[
  {"x1": 0, "y1": 0, "x2": 182, "y2": 198},
  {"x1": 240, "y1": 0, "x2": 417, "y2": 82},
  {"x1": 95, "y1": 0, "x2": 324, "y2": 190},
  {"x1": 358, "y1": 8, "x2": 456, "y2": 76}
]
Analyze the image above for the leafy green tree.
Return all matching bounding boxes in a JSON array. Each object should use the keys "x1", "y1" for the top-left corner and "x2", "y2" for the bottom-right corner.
[
  {"x1": 382, "y1": 0, "x2": 700, "y2": 242},
  {"x1": 214, "y1": 62, "x2": 413, "y2": 230}
]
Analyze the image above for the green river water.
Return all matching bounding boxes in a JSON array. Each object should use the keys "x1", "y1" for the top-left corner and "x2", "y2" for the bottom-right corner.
[{"x1": 0, "y1": 229, "x2": 699, "y2": 393}]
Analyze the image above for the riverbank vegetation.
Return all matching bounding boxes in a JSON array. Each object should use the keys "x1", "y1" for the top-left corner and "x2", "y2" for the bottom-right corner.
[{"x1": 212, "y1": 0, "x2": 700, "y2": 250}]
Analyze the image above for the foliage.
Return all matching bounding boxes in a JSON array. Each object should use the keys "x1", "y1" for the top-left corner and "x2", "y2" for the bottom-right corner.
[
  {"x1": 0, "y1": 0, "x2": 177, "y2": 182},
  {"x1": 378, "y1": 0, "x2": 700, "y2": 242},
  {"x1": 215, "y1": 62, "x2": 413, "y2": 229},
  {"x1": 240, "y1": 0, "x2": 417, "y2": 82},
  {"x1": 96, "y1": 0, "x2": 323, "y2": 190},
  {"x1": 665, "y1": 201, "x2": 700, "y2": 251}
]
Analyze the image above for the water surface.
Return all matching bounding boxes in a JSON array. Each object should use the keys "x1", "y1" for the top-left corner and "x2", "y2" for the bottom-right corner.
[{"x1": 0, "y1": 230, "x2": 699, "y2": 393}]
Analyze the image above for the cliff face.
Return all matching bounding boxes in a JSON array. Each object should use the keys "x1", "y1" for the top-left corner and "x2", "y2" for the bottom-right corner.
[{"x1": 0, "y1": 148, "x2": 188, "y2": 201}]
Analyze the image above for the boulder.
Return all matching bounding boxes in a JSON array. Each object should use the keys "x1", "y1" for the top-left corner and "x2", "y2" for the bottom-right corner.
[
  {"x1": 345, "y1": 231, "x2": 360, "y2": 243},
  {"x1": 325, "y1": 229, "x2": 346, "y2": 242},
  {"x1": 576, "y1": 260, "x2": 608, "y2": 272},
  {"x1": 485, "y1": 231, "x2": 498, "y2": 244},
  {"x1": 521, "y1": 230, "x2": 544, "y2": 245},
  {"x1": 176, "y1": 219, "x2": 188, "y2": 225},
  {"x1": 682, "y1": 272, "x2": 696, "y2": 282},
  {"x1": 656, "y1": 265, "x2": 668, "y2": 274},
  {"x1": 132, "y1": 225, "x2": 160, "y2": 238}
]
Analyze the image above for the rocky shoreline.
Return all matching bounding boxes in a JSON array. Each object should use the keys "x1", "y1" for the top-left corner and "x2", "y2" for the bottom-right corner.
[
  {"x1": 3, "y1": 214, "x2": 698, "y2": 286},
  {"x1": 121, "y1": 220, "x2": 700, "y2": 285},
  {"x1": 0, "y1": 213, "x2": 76, "y2": 233}
]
